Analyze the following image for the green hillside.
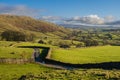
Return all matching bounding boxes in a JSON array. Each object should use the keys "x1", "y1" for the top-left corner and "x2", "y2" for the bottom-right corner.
[{"x1": 0, "y1": 15, "x2": 70, "y2": 39}]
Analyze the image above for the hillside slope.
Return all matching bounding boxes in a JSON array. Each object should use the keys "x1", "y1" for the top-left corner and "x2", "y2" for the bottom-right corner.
[
  {"x1": 0, "y1": 15, "x2": 71, "y2": 40},
  {"x1": 0, "y1": 15, "x2": 68, "y2": 32}
]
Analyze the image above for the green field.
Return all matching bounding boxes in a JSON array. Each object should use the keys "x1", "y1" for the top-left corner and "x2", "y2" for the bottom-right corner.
[
  {"x1": 0, "y1": 41, "x2": 120, "y2": 79},
  {"x1": 0, "y1": 64, "x2": 120, "y2": 80},
  {"x1": 0, "y1": 64, "x2": 52, "y2": 80},
  {"x1": 51, "y1": 46, "x2": 120, "y2": 64},
  {"x1": 0, "y1": 41, "x2": 53, "y2": 58},
  {"x1": 0, "y1": 47, "x2": 34, "y2": 58}
]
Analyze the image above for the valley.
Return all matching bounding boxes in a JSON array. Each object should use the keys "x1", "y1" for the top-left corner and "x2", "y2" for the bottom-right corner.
[{"x1": 0, "y1": 15, "x2": 120, "y2": 80}]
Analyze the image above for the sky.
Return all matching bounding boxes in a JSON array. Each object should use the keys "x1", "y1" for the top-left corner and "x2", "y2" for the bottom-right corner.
[{"x1": 0, "y1": 0, "x2": 120, "y2": 25}]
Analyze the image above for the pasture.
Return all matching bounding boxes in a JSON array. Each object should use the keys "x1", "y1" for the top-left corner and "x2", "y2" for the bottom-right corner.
[
  {"x1": 51, "y1": 46, "x2": 120, "y2": 64},
  {"x1": 0, "y1": 64, "x2": 120, "y2": 80},
  {"x1": 0, "y1": 41, "x2": 120, "y2": 79},
  {"x1": 0, "y1": 41, "x2": 52, "y2": 58},
  {"x1": 0, "y1": 64, "x2": 52, "y2": 80}
]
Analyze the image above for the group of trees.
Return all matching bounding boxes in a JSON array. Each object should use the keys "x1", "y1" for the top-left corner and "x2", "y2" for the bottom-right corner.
[
  {"x1": 37, "y1": 28, "x2": 119, "y2": 48},
  {"x1": 83, "y1": 40, "x2": 99, "y2": 46},
  {"x1": 1, "y1": 30, "x2": 34, "y2": 41},
  {"x1": 37, "y1": 39, "x2": 85, "y2": 48},
  {"x1": 63, "y1": 29, "x2": 120, "y2": 47}
]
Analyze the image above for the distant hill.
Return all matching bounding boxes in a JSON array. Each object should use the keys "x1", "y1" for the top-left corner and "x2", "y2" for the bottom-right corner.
[
  {"x1": 59, "y1": 24, "x2": 111, "y2": 29},
  {"x1": 60, "y1": 22, "x2": 120, "y2": 29},
  {"x1": 106, "y1": 21, "x2": 120, "y2": 25},
  {"x1": 0, "y1": 15, "x2": 67, "y2": 32}
]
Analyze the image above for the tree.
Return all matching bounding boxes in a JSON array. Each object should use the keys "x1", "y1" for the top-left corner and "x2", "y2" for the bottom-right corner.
[
  {"x1": 38, "y1": 40, "x2": 45, "y2": 44},
  {"x1": 84, "y1": 40, "x2": 99, "y2": 47},
  {"x1": 76, "y1": 42, "x2": 85, "y2": 48},
  {"x1": 1, "y1": 30, "x2": 26, "y2": 41},
  {"x1": 105, "y1": 33, "x2": 113, "y2": 40},
  {"x1": 58, "y1": 41, "x2": 71, "y2": 48}
]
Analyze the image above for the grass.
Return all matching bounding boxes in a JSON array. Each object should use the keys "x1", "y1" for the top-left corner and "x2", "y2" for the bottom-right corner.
[
  {"x1": 0, "y1": 47, "x2": 33, "y2": 58},
  {"x1": 51, "y1": 46, "x2": 120, "y2": 64},
  {"x1": 0, "y1": 64, "x2": 120, "y2": 80},
  {"x1": 0, "y1": 41, "x2": 120, "y2": 79},
  {"x1": 0, "y1": 41, "x2": 52, "y2": 58},
  {"x1": 0, "y1": 64, "x2": 52, "y2": 80},
  {"x1": 0, "y1": 41, "x2": 16, "y2": 47},
  {"x1": 14, "y1": 41, "x2": 57, "y2": 48},
  {"x1": 0, "y1": 41, "x2": 57, "y2": 58}
]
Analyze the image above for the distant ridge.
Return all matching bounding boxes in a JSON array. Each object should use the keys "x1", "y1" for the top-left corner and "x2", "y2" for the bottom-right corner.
[{"x1": 106, "y1": 20, "x2": 120, "y2": 25}]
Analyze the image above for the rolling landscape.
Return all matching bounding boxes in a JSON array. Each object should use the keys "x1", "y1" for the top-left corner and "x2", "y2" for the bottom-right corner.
[{"x1": 0, "y1": 0, "x2": 120, "y2": 80}]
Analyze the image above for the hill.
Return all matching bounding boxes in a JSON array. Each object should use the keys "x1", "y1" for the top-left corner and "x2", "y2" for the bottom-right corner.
[
  {"x1": 0, "y1": 15, "x2": 70, "y2": 39},
  {"x1": 0, "y1": 15, "x2": 67, "y2": 32},
  {"x1": 106, "y1": 21, "x2": 120, "y2": 25}
]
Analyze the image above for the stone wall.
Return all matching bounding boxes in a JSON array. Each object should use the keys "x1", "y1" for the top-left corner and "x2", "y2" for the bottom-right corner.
[
  {"x1": 0, "y1": 58, "x2": 34, "y2": 64},
  {"x1": 45, "y1": 48, "x2": 52, "y2": 59},
  {"x1": 0, "y1": 46, "x2": 51, "y2": 64}
]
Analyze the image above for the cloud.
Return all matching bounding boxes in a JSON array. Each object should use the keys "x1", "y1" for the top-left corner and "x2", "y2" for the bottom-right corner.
[
  {"x1": 39, "y1": 15, "x2": 117, "y2": 26},
  {"x1": 0, "y1": 4, "x2": 42, "y2": 17},
  {"x1": 40, "y1": 16, "x2": 62, "y2": 21},
  {"x1": 0, "y1": 4, "x2": 117, "y2": 26},
  {"x1": 64, "y1": 15, "x2": 104, "y2": 25},
  {"x1": 39, "y1": 16, "x2": 66, "y2": 24},
  {"x1": 104, "y1": 15, "x2": 115, "y2": 22}
]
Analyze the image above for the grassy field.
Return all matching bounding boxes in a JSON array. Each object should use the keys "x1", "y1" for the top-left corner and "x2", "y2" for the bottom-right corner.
[
  {"x1": 0, "y1": 41, "x2": 53, "y2": 58},
  {"x1": 51, "y1": 46, "x2": 120, "y2": 64},
  {"x1": 0, "y1": 41, "x2": 120, "y2": 79},
  {"x1": 0, "y1": 64, "x2": 120, "y2": 80},
  {"x1": 0, "y1": 64, "x2": 52, "y2": 80},
  {"x1": 0, "y1": 47, "x2": 33, "y2": 58}
]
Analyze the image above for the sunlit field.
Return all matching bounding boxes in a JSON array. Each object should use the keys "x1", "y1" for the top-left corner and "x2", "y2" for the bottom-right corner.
[
  {"x1": 0, "y1": 64, "x2": 120, "y2": 80},
  {"x1": 51, "y1": 46, "x2": 120, "y2": 64},
  {"x1": 0, "y1": 64, "x2": 52, "y2": 79},
  {"x1": 0, "y1": 41, "x2": 52, "y2": 58}
]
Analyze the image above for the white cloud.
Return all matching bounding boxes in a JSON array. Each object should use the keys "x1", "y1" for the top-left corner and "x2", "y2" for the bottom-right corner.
[
  {"x1": 39, "y1": 15, "x2": 117, "y2": 26},
  {"x1": 60, "y1": 15, "x2": 118, "y2": 27},
  {"x1": 0, "y1": 4, "x2": 42, "y2": 17},
  {"x1": 86, "y1": 15, "x2": 101, "y2": 19},
  {"x1": 65, "y1": 15, "x2": 104, "y2": 25},
  {"x1": 39, "y1": 16, "x2": 66, "y2": 24},
  {"x1": 104, "y1": 15, "x2": 115, "y2": 22},
  {"x1": 84, "y1": 15, "x2": 104, "y2": 24},
  {"x1": 0, "y1": 4, "x2": 117, "y2": 26},
  {"x1": 40, "y1": 16, "x2": 62, "y2": 21},
  {"x1": 73, "y1": 16, "x2": 81, "y2": 20}
]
